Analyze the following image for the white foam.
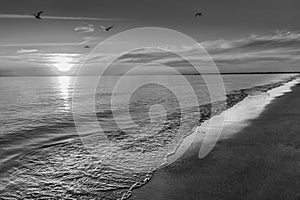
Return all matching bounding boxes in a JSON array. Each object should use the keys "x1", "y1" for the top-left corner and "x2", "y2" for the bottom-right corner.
[
  {"x1": 166, "y1": 78, "x2": 300, "y2": 162},
  {"x1": 212, "y1": 78, "x2": 300, "y2": 140}
]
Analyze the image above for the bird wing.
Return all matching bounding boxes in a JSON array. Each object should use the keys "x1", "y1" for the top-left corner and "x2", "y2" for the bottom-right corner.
[
  {"x1": 107, "y1": 26, "x2": 114, "y2": 30},
  {"x1": 37, "y1": 11, "x2": 43, "y2": 15}
]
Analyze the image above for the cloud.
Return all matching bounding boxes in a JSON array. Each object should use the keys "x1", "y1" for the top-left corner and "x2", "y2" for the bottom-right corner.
[
  {"x1": 199, "y1": 31, "x2": 300, "y2": 66},
  {"x1": 1, "y1": 51, "x2": 83, "y2": 66},
  {"x1": 0, "y1": 42, "x2": 82, "y2": 47},
  {"x1": 17, "y1": 49, "x2": 38, "y2": 53},
  {"x1": 20, "y1": 53, "x2": 82, "y2": 65},
  {"x1": 0, "y1": 14, "x2": 125, "y2": 21},
  {"x1": 74, "y1": 25, "x2": 95, "y2": 33},
  {"x1": 2, "y1": 30, "x2": 300, "y2": 76},
  {"x1": 0, "y1": 51, "x2": 85, "y2": 76},
  {"x1": 200, "y1": 31, "x2": 300, "y2": 54},
  {"x1": 81, "y1": 36, "x2": 103, "y2": 45},
  {"x1": 83, "y1": 30, "x2": 300, "y2": 74},
  {"x1": 0, "y1": 37, "x2": 104, "y2": 48}
]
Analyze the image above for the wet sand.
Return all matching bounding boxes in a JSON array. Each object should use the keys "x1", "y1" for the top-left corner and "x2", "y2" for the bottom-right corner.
[{"x1": 131, "y1": 83, "x2": 300, "y2": 200}]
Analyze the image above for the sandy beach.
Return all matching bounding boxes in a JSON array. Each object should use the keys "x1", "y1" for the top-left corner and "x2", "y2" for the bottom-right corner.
[{"x1": 131, "y1": 82, "x2": 300, "y2": 200}]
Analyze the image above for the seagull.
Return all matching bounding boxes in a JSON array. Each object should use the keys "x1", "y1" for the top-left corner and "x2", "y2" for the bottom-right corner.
[
  {"x1": 33, "y1": 11, "x2": 43, "y2": 19},
  {"x1": 195, "y1": 12, "x2": 202, "y2": 17},
  {"x1": 100, "y1": 26, "x2": 114, "y2": 31},
  {"x1": 84, "y1": 45, "x2": 90, "y2": 48}
]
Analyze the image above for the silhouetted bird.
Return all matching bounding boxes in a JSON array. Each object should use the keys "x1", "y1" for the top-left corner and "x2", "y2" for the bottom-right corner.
[
  {"x1": 33, "y1": 11, "x2": 43, "y2": 19},
  {"x1": 84, "y1": 45, "x2": 90, "y2": 48},
  {"x1": 195, "y1": 12, "x2": 202, "y2": 17},
  {"x1": 100, "y1": 26, "x2": 114, "y2": 31}
]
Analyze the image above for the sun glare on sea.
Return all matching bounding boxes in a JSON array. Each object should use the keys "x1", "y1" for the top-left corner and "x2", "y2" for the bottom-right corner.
[{"x1": 57, "y1": 76, "x2": 71, "y2": 110}]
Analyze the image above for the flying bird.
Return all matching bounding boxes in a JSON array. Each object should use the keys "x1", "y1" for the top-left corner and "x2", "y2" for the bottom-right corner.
[
  {"x1": 84, "y1": 45, "x2": 90, "y2": 48},
  {"x1": 100, "y1": 26, "x2": 114, "y2": 31},
  {"x1": 195, "y1": 12, "x2": 202, "y2": 17},
  {"x1": 33, "y1": 11, "x2": 43, "y2": 19}
]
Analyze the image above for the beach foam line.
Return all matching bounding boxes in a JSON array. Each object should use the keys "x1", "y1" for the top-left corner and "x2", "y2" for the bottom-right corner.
[{"x1": 166, "y1": 77, "x2": 300, "y2": 163}]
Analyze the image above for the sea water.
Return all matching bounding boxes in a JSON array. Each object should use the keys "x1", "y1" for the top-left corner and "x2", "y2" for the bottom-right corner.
[{"x1": 0, "y1": 74, "x2": 295, "y2": 199}]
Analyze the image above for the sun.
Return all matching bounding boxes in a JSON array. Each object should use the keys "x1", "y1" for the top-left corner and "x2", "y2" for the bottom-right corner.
[
  {"x1": 54, "y1": 62, "x2": 73, "y2": 72},
  {"x1": 52, "y1": 55, "x2": 76, "y2": 72}
]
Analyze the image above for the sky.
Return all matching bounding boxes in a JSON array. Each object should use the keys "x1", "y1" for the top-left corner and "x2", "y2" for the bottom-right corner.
[{"x1": 0, "y1": 0, "x2": 300, "y2": 76}]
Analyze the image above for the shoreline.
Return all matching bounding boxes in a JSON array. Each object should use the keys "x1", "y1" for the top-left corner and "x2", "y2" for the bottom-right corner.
[
  {"x1": 162, "y1": 75, "x2": 300, "y2": 171},
  {"x1": 128, "y1": 76, "x2": 300, "y2": 200}
]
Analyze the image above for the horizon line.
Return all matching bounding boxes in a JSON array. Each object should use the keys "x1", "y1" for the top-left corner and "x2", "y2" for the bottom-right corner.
[{"x1": 0, "y1": 72, "x2": 299, "y2": 77}]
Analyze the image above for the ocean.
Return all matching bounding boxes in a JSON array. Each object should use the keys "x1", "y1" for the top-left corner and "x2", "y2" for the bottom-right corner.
[{"x1": 0, "y1": 74, "x2": 295, "y2": 199}]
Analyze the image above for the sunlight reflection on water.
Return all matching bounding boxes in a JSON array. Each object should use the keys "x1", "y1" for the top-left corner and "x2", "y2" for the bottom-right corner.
[{"x1": 57, "y1": 76, "x2": 71, "y2": 110}]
